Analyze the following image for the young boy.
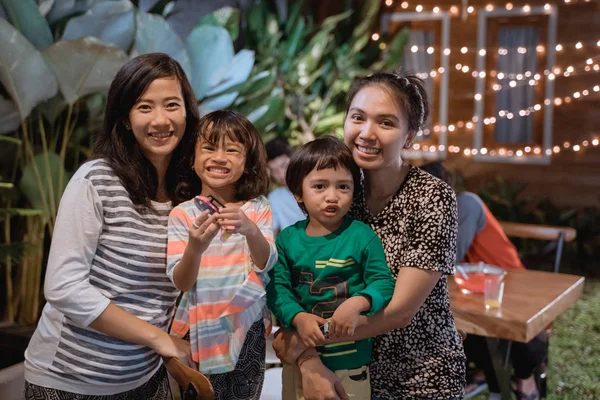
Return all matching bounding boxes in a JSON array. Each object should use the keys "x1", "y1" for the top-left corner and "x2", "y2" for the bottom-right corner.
[{"x1": 266, "y1": 136, "x2": 396, "y2": 399}]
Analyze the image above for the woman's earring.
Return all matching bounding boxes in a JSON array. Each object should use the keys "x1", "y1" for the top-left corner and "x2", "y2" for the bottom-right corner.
[
  {"x1": 404, "y1": 141, "x2": 413, "y2": 149},
  {"x1": 124, "y1": 122, "x2": 130, "y2": 130}
]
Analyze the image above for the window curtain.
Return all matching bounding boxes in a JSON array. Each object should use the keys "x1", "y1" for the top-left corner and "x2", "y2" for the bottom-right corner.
[{"x1": 494, "y1": 27, "x2": 538, "y2": 144}]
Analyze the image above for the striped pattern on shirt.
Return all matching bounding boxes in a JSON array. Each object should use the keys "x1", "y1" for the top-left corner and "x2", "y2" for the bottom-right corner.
[
  {"x1": 167, "y1": 196, "x2": 276, "y2": 374},
  {"x1": 40, "y1": 160, "x2": 178, "y2": 390}
]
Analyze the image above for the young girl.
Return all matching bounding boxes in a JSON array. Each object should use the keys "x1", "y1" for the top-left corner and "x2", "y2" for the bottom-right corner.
[{"x1": 166, "y1": 110, "x2": 276, "y2": 400}]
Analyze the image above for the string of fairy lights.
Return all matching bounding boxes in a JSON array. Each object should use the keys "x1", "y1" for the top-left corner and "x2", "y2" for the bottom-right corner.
[{"x1": 377, "y1": 0, "x2": 600, "y2": 159}]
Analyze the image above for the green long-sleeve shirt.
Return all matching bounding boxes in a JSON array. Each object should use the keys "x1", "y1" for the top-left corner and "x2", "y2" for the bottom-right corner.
[{"x1": 267, "y1": 216, "x2": 395, "y2": 371}]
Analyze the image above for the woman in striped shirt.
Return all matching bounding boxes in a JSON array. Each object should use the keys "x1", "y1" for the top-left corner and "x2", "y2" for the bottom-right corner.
[
  {"x1": 23, "y1": 53, "x2": 200, "y2": 399},
  {"x1": 167, "y1": 110, "x2": 277, "y2": 400}
]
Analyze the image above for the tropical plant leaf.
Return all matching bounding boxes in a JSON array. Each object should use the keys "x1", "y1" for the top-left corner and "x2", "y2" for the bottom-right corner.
[
  {"x1": 0, "y1": 96, "x2": 21, "y2": 134},
  {"x1": 46, "y1": 0, "x2": 95, "y2": 25},
  {"x1": 0, "y1": 242, "x2": 33, "y2": 265},
  {"x1": 197, "y1": 6, "x2": 240, "y2": 41},
  {"x1": 62, "y1": 0, "x2": 135, "y2": 52},
  {"x1": 0, "y1": 18, "x2": 58, "y2": 120},
  {"x1": 138, "y1": 0, "x2": 161, "y2": 12},
  {"x1": 44, "y1": 37, "x2": 128, "y2": 105},
  {"x1": 1, "y1": 0, "x2": 54, "y2": 50},
  {"x1": 37, "y1": 93, "x2": 67, "y2": 123},
  {"x1": 19, "y1": 151, "x2": 69, "y2": 223},
  {"x1": 313, "y1": 111, "x2": 345, "y2": 135},
  {"x1": 199, "y1": 50, "x2": 255, "y2": 114},
  {"x1": 134, "y1": 10, "x2": 192, "y2": 78},
  {"x1": 284, "y1": 0, "x2": 303, "y2": 35},
  {"x1": 37, "y1": 0, "x2": 54, "y2": 16},
  {"x1": 185, "y1": 25, "x2": 234, "y2": 99},
  {"x1": 251, "y1": 88, "x2": 284, "y2": 132},
  {"x1": 350, "y1": 0, "x2": 380, "y2": 54},
  {"x1": 372, "y1": 27, "x2": 410, "y2": 72}
]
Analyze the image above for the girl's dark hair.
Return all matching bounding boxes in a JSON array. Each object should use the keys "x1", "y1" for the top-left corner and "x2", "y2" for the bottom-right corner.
[
  {"x1": 93, "y1": 53, "x2": 200, "y2": 208},
  {"x1": 190, "y1": 110, "x2": 270, "y2": 201},
  {"x1": 346, "y1": 70, "x2": 430, "y2": 134},
  {"x1": 286, "y1": 136, "x2": 360, "y2": 213}
]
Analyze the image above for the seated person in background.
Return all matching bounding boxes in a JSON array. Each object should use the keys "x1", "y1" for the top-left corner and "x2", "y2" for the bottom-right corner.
[
  {"x1": 267, "y1": 137, "x2": 396, "y2": 400},
  {"x1": 265, "y1": 137, "x2": 306, "y2": 236},
  {"x1": 421, "y1": 162, "x2": 545, "y2": 400}
]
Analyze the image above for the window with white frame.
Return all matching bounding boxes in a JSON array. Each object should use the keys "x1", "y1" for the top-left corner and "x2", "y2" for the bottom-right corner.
[
  {"x1": 473, "y1": 5, "x2": 557, "y2": 164},
  {"x1": 381, "y1": 11, "x2": 450, "y2": 160}
]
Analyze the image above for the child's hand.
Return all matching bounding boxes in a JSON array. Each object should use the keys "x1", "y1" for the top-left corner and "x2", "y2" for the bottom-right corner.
[
  {"x1": 188, "y1": 210, "x2": 220, "y2": 253},
  {"x1": 329, "y1": 296, "x2": 370, "y2": 337},
  {"x1": 216, "y1": 205, "x2": 257, "y2": 237},
  {"x1": 292, "y1": 312, "x2": 327, "y2": 347}
]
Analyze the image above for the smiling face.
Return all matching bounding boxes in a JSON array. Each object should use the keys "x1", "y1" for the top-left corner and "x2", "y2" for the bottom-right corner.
[
  {"x1": 297, "y1": 166, "x2": 354, "y2": 233},
  {"x1": 343, "y1": 85, "x2": 415, "y2": 171},
  {"x1": 193, "y1": 133, "x2": 247, "y2": 202},
  {"x1": 127, "y1": 77, "x2": 186, "y2": 169}
]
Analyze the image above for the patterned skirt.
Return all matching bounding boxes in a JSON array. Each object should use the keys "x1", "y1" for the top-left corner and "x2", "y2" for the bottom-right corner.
[{"x1": 24, "y1": 365, "x2": 170, "y2": 400}]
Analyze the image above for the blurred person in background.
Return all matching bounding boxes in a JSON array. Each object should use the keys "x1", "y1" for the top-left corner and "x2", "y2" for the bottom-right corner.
[{"x1": 266, "y1": 137, "x2": 305, "y2": 236}]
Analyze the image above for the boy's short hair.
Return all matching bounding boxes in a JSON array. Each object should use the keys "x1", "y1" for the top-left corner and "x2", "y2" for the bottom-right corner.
[
  {"x1": 286, "y1": 136, "x2": 360, "y2": 211},
  {"x1": 265, "y1": 137, "x2": 293, "y2": 161}
]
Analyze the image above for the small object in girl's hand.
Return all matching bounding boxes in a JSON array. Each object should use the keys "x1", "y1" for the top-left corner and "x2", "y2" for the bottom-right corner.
[
  {"x1": 194, "y1": 195, "x2": 221, "y2": 215},
  {"x1": 193, "y1": 195, "x2": 230, "y2": 241}
]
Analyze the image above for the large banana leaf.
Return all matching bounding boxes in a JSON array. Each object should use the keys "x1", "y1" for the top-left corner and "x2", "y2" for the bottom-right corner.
[
  {"x1": 37, "y1": 0, "x2": 54, "y2": 16},
  {"x1": 46, "y1": 0, "x2": 95, "y2": 25},
  {"x1": 199, "y1": 50, "x2": 255, "y2": 114},
  {"x1": 19, "y1": 152, "x2": 69, "y2": 224},
  {"x1": 138, "y1": 0, "x2": 161, "y2": 12},
  {"x1": 43, "y1": 37, "x2": 128, "y2": 105},
  {"x1": 0, "y1": 19, "x2": 58, "y2": 120},
  {"x1": 0, "y1": 96, "x2": 21, "y2": 134},
  {"x1": 1, "y1": 0, "x2": 54, "y2": 50},
  {"x1": 185, "y1": 25, "x2": 234, "y2": 99},
  {"x1": 196, "y1": 6, "x2": 240, "y2": 41},
  {"x1": 62, "y1": 0, "x2": 135, "y2": 52},
  {"x1": 135, "y1": 10, "x2": 191, "y2": 78}
]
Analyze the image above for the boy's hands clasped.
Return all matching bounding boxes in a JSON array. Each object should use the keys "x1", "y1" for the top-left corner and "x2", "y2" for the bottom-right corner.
[
  {"x1": 329, "y1": 296, "x2": 370, "y2": 337},
  {"x1": 293, "y1": 296, "x2": 371, "y2": 347},
  {"x1": 292, "y1": 312, "x2": 327, "y2": 347}
]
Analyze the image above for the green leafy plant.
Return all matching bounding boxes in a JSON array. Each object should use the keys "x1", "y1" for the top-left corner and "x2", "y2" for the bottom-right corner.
[{"x1": 232, "y1": 0, "x2": 410, "y2": 144}]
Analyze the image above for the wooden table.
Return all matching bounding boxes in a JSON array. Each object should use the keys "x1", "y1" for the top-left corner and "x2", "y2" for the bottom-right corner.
[{"x1": 448, "y1": 268, "x2": 585, "y2": 399}]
